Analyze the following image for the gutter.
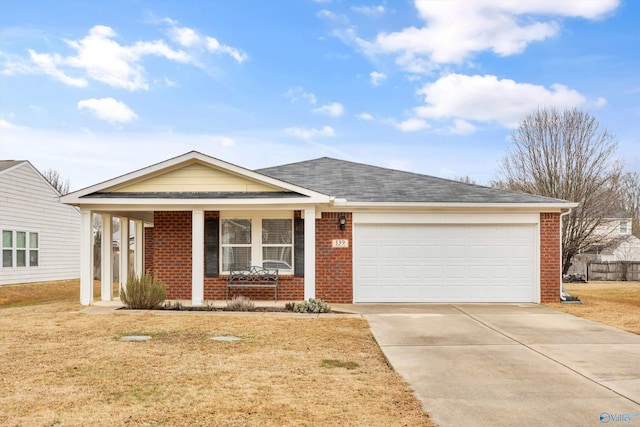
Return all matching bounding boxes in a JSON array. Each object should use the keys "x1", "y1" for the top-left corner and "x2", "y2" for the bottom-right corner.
[{"x1": 559, "y1": 207, "x2": 581, "y2": 303}]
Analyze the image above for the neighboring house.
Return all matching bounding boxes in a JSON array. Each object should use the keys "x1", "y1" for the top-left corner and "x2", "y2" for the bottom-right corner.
[
  {"x1": 567, "y1": 211, "x2": 640, "y2": 278},
  {"x1": 61, "y1": 151, "x2": 576, "y2": 305},
  {"x1": 594, "y1": 235, "x2": 640, "y2": 262},
  {"x1": 0, "y1": 160, "x2": 80, "y2": 285},
  {"x1": 591, "y1": 210, "x2": 634, "y2": 241}
]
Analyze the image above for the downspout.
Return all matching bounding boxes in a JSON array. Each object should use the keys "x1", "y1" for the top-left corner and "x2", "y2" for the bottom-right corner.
[{"x1": 559, "y1": 208, "x2": 573, "y2": 301}]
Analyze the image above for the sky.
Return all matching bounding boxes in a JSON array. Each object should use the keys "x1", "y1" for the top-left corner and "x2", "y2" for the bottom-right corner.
[{"x1": 1, "y1": 0, "x2": 638, "y2": 192}]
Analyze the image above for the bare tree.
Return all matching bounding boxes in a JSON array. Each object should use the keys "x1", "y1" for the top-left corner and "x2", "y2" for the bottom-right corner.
[
  {"x1": 495, "y1": 108, "x2": 622, "y2": 274},
  {"x1": 617, "y1": 171, "x2": 640, "y2": 237},
  {"x1": 42, "y1": 168, "x2": 70, "y2": 195}
]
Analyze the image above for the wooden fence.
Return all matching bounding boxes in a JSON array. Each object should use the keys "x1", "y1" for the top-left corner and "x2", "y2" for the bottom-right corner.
[{"x1": 587, "y1": 261, "x2": 640, "y2": 281}]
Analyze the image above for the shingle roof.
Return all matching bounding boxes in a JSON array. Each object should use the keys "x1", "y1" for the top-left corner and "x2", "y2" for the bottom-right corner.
[
  {"x1": 0, "y1": 160, "x2": 23, "y2": 173},
  {"x1": 258, "y1": 157, "x2": 569, "y2": 204}
]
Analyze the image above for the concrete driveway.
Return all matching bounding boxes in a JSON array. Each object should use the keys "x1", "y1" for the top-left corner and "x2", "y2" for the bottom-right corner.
[{"x1": 337, "y1": 303, "x2": 640, "y2": 427}]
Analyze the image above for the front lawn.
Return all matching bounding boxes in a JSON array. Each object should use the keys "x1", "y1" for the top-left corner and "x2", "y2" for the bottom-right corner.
[{"x1": 0, "y1": 281, "x2": 435, "y2": 426}]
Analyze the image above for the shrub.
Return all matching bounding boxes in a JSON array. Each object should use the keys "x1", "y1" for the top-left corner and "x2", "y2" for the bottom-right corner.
[
  {"x1": 120, "y1": 272, "x2": 167, "y2": 309},
  {"x1": 224, "y1": 295, "x2": 255, "y2": 311},
  {"x1": 292, "y1": 298, "x2": 331, "y2": 313}
]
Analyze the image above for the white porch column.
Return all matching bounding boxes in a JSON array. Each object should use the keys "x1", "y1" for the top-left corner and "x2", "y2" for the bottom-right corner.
[
  {"x1": 79, "y1": 209, "x2": 93, "y2": 306},
  {"x1": 303, "y1": 207, "x2": 316, "y2": 299},
  {"x1": 101, "y1": 213, "x2": 113, "y2": 301},
  {"x1": 119, "y1": 217, "x2": 130, "y2": 293},
  {"x1": 192, "y1": 209, "x2": 204, "y2": 306},
  {"x1": 134, "y1": 220, "x2": 144, "y2": 276}
]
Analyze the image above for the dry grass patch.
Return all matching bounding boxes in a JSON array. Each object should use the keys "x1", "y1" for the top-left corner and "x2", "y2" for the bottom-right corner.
[
  {"x1": 0, "y1": 279, "x2": 116, "y2": 308},
  {"x1": 0, "y1": 284, "x2": 435, "y2": 426},
  {"x1": 547, "y1": 281, "x2": 640, "y2": 334}
]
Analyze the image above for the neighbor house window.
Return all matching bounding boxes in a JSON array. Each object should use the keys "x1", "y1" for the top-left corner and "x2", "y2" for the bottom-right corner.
[
  {"x1": 2, "y1": 230, "x2": 12, "y2": 268},
  {"x1": 620, "y1": 221, "x2": 629, "y2": 234},
  {"x1": 220, "y1": 214, "x2": 293, "y2": 274},
  {"x1": 29, "y1": 232, "x2": 39, "y2": 266},
  {"x1": 1, "y1": 229, "x2": 39, "y2": 268}
]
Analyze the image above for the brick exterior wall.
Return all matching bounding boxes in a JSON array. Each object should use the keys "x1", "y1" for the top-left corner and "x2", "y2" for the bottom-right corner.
[
  {"x1": 147, "y1": 210, "x2": 306, "y2": 301},
  {"x1": 540, "y1": 212, "x2": 561, "y2": 303},
  {"x1": 143, "y1": 227, "x2": 154, "y2": 275},
  {"x1": 152, "y1": 211, "x2": 192, "y2": 300},
  {"x1": 144, "y1": 210, "x2": 557, "y2": 304},
  {"x1": 315, "y1": 212, "x2": 353, "y2": 303}
]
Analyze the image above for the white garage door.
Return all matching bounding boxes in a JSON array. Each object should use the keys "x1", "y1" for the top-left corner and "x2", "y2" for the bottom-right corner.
[{"x1": 353, "y1": 224, "x2": 537, "y2": 303}]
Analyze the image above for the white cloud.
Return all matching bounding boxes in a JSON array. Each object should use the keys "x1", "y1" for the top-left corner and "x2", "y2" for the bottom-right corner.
[
  {"x1": 396, "y1": 117, "x2": 429, "y2": 132},
  {"x1": 210, "y1": 135, "x2": 236, "y2": 147},
  {"x1": 447, "y1": 119, "x2": 476, "y2": 135},
  {"x1": 370, "y1": 71, "x2": 386, "y2": 86},
  {"x1": 313, "y1": 102, "x2": 345, "y2": 117},
  {"x1": 25, "y1": 25, "x2": 190, "y2": 90},
  {"x1": 284, "y1": 125, "x2": 336, "y2": 140},
  {"x1": 284, "y1": 87, "x2": 317, "y2": 104},
  {"x1": 28, "y1": 50, "x2": 87, "y2": 87},
  {"x1": 414, "y1": 73, "x2": 587, "y2": 128},
  {"x1": 163, "y1": 18, "x2": 248, "y2": 63},
  {"x1": 352, "y1": 5, "x2": 386, "y2": 17},
  {"x1": 357, "y1": 112, "x2": 373, "y2": 120},
  {"x1": 12, "y1": 21, "x2": 247, "y2": 90},
  {"x1": 358, "y1": 0, "x2": 620, "y2": 71},
  {"x1": 77, "y1": 97, "x2": 138, "y2": 124},
  {"x1": 205, "y1": 36, "x2": 248, "y2": 63},
  {"x1": 0, "y1": 118, "x2": 23, "y2": 129},
  {"x1": 169, "y1": 26, "x2": 201, "y2": 47},
  {"x1": 594, "y1": 97, "x2": 608, "y2": 107}
]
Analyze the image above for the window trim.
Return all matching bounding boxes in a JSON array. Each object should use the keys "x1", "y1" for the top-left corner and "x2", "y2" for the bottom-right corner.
[
  {"x1": 219, "y1": 211, "x2": 293, "y2": 275},
  {"x1": 2, "y1": 228, "x2": 39, "y2": 268},
  {"x1": 619, "y1": 220, "x2": 629, "y2": 234}
]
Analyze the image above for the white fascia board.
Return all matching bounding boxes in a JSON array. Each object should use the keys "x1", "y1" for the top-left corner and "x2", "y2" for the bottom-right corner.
[
  {"x1": 64, "y1": 195, "x2": 331, "y2": 207},
  {"x1": 61, "y1": 151, "x2": 331, "y2": 202},
  {"x1": 333, "y1": 201, "x2": 578, "y2": 211}
]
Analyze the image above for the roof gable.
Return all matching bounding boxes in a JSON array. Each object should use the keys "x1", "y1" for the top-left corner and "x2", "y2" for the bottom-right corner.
[
  {"x1": 258, "y1": 157, "x2": 574, "y2": 206},
  {"x1": 106, "y1": 160, "x2": 282, "y2": 193},
  {"x1": 0, "y1": 160, "x2": 63, "y2": 196},
  {"x1": 62, "y1": 151, "x2": 331, "y2": 204}
]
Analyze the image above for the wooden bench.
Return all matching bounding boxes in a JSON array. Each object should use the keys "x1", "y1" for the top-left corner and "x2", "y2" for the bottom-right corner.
[{"x1": 226, "y1": 266, "x2": 279, "y2": 301}]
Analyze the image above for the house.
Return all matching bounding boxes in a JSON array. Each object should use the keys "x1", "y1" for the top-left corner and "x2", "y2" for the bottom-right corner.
[
  {"x1": 61, "y1": 151, "x2": 576, "y2": 305},
  {"x1": 566, "y1": 211, "x2": 640, "y2": 279},
  {"x1": 0, "y1": 160, "x2": 80, "y2": 285},
  {"x1": 591, "y1": 210, "x2": 635, "y2": 241}
]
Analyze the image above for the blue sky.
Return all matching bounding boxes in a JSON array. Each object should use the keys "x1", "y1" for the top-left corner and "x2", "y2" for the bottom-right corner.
[{"x1": 1, "y1": 0, "x2": 638, "y2": 191}]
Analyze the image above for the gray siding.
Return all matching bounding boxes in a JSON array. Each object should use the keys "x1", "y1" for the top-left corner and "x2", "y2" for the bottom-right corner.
[{"x1": 0, "y1": 162, "x2": 80, "y2": 285}]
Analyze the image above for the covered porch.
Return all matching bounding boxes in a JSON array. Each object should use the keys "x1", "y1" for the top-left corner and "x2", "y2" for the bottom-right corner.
[{"x1": 78, "y1": 206, "x2": 320, "y2": 306}]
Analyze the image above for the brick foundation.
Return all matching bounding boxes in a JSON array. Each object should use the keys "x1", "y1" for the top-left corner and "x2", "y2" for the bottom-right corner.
[{"x1": 540, "y1": 212, "x2": 561, "y2": 303}]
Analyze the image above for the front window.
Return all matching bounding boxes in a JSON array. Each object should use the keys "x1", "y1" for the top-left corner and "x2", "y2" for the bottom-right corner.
[
  {"x1": 220, "y1": 214, "x2": 293, "y2": 274},
  {"x1": 262, "y1": 219, "x2": 292, "y2": 273},
  {"x1": 221, "y1": 219, "x2": 252, "y2": 272}
]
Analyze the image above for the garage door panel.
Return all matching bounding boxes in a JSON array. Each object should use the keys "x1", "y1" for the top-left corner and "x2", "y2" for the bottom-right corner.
[{"x1": 354, "y1": 224, "x2": 537, "y2": 303}]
